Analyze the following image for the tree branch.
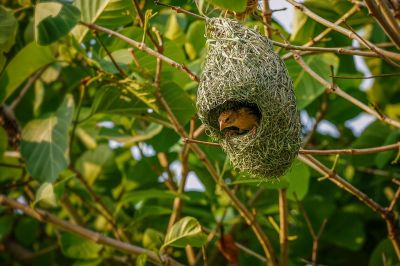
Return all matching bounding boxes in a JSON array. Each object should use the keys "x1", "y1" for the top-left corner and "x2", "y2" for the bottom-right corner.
[
  {"x1": 79, "y1": 21, "x2": 199, "y2": 82},
  {"x1": 0, "y1": 194, "x2": 184, "y2": 266},
  {"x1": 285, "y1": 0, "x2": 400, "y2": 62},
  {"x1": 279, "y1": 189, "x2": 288, "y2": 266}
]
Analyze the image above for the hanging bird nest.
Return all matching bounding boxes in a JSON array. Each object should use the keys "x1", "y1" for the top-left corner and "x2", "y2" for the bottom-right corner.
[{"x1": 196, "y1": 18, "x2": 302, "y2": 179}]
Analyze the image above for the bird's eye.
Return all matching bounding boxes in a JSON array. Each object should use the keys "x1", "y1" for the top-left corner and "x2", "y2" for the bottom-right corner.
[{"x1": 224, "y1": 117, "x2": 229, "y2": 123}]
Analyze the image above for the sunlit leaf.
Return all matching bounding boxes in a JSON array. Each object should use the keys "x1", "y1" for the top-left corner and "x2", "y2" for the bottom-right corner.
[
  {"x1": 205, "y1": 0, "x2": 247, "y2": 12},
  {"x1": 161, "y1": 216, "x2": 207, "y2": 250},
  {"x1": 34, "y1": 182, "x2": 57, "y2": 207},
  {"x1": 59, "y1": 232, "x2": 102, "y2": 259},
  {"x1": 0, "y1": 7, "x2": 18, "y2": 70},
  {"x1": 21, "y1": 95, "x2": 74, "y2": 183},
  {"x1": 0, "y1": 42, "x2": 54, "y2": 103},
  {"x1": 35, "y1": 1, "x2": 81, "y2": 45}
]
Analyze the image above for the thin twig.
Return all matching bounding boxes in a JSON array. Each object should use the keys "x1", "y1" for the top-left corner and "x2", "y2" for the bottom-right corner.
[
  {"x1": 9, "y1": 66, "x2": 49, "y2": 110},
  {"x1": 294, "y1": 193, "x2": 327, "y2": 266},
  {"x1": 261, "y1": 0, "x2": 273, "y2": 38},
  {"x1": 302, "y1": 94, "x2": 329, "y2": 147},
  {"x1": 154, "y1": 0, "x2": 206, "y2": 20},
  {"x1": 73, "y1": 168, "x2": 128, "y2": 241},
  {"x1": 0, "y1": 194, "x2": 184, "y2": 266},
  {"x1": 282, "y1": 4, "x2": 361, "y2": 60},
  {"x1": 292, "y1": 52, "x2": 400, "y2": 128},
  {"x1": 388, "y1": 186, "x2": 400, "y2": 212},
  {"x1": 79, "y1": 21, "x2": 199, "y2": 82},
  {"x1": 298, "y1": 154, "x2": 400, "y2": 258},
  {"x1": 331, "y1": 73, "x2": 400, "y2": 79},
  {"x1": 301, "y1": 142, "x2": 400, "y2": 155},
  {"x1": 364, "y1": 0, "x2": 400, "y2": 49},
  {"x1": 273, "y1": 40, "x2": 386, "y2": 59},
  {"x1": 285, "y1": 0, "x2": 400, "y2": 62},
  {"x1": 130, "y1": 0, "x2": 159, "y2": 48},
  {"x1": 183, "y1": 138, "x2": 400, "y2": 156}
]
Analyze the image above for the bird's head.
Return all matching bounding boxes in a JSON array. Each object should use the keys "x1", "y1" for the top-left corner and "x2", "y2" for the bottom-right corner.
[{"x1": 218, "y1": 110, "x2": 237, "y2": 131}]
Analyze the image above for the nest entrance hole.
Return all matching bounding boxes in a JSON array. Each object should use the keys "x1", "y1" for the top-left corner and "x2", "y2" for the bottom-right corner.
[{"x1": 207, "y1": 100, "x2": 261, "y2": 136}]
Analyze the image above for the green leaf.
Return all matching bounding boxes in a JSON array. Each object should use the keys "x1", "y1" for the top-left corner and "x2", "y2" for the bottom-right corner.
[
  {"x1": 34, "y1": 1, "x2": 81, "y2": 45},
  {"x1": 72, "y1": 0, "x2": 111, "y2": 42},
  {"x1": 285, "y1": 161, "x2": 310, "y2": 201},
  {"x1": 96, "y1": 0, "x2": 135, "y2": 28},
  {"x1": 0, "y1": 7, "x2": 18, "y2": 70},
  {"x1": 34, "y1": 182, "x2": 57, "y2": 207},
  {"x1": 76, "y1": 144, "x2": 121, "y2": 188},
  {"x1": 119, "y1": 79, "x2": 158, "y2": 112},
  {"x1": 0, "y1": 215, "x2": 13, "y2": 241},
  {"x1": 115, "y1": 123, "x2": 163, "y2": 147},
  {"x1": 205, "y1": 0, "x2": 247, "y2": 12},
  {"x1": 160, "y1": 81, "x2": 196, "y2": 125},
  {"x1": 120, "y1": 189, "x2": 186, "y2": 205},
  {"x1": 185, "y1": 20, "x2": 206, "y2": 60},
  {"x1": 352, "y1": 121, "x2": 392, "y2": 167},
  {"x1": 91, "y1": 83, "x2": 150, "y2": 115},
  {"x1": 161, "y1": 216, "x2": 207, "y2": 250},
  {"x1": 14, "y1": 217, "x2": 39, "y2": 246},
  {"x1": 286, "y1": 54, "x2": 339, "y2": 109},
  {"x1": 369, "y1": 239, "x2": 397, "y2": 266},
  {"x1": 142, "y1": 228, "x2": 163, "y2": 250},
  {"x1": 0, "y1": 42, "x2": 54, "y2": 103},
  {"x1": 323, "y1": 212, "x2": 365, "y2": 251},
  {"x1": 136, "y1": 254, "x2": 148, "y2": 266},
  {"x1": 21, "y1": 95, "x2": 74, "y2": 183},
  {"x1": 59, "y1": 232, "x2": 102, "y2": 259}
]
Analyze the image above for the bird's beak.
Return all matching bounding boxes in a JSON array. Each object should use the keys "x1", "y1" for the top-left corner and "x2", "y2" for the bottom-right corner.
[{"x1": 219, "y1": 120, "x2": 226, "y2": 131}]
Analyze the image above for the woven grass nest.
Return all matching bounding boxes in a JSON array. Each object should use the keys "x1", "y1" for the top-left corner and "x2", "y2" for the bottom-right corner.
[{"x1": 197, "y1": 18, "x2": 302, "y2": 179}]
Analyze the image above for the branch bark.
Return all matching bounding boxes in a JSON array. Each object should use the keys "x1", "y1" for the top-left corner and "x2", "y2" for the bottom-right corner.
[{"x1": 0, "y1": 194, "x2": 184, "y2": 266}]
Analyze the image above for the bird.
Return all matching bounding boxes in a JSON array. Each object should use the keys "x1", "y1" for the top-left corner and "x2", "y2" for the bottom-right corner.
[{"x1": 218, "y1": 106, "x2": 260, "y2": 137}]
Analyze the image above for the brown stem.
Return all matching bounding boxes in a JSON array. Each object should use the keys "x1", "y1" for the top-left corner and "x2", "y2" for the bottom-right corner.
[
  {"x1": 93, "y1": 31, "x2": 127, "y2": 77},
  {"x1": 285, "y1": 0, "x2": 400, "y2": 62},
  {"x1": 364, "y1": 0, "x2": 400, "y2": 49},
  {"x1": 154, "y1": 0, "x2": 206, "y2": 20},
  {"x1": 301, "y1": 142, "x2": 400, "y2": 155},
  {"x1": 298, "y1": 154, "x2": 400, "y2": 258},
  {"x1": 79, "y1": 22, "x2": 199, "y2": 82},
  {"x1": 130, "y1": 0, "x2": 159, "y2": 48},
  {"x1": 73, "y1": 169, "x2": 127, "y2": 241},
  {"x1": 0, "y1": 194, "x2": 184, "y2": 266},
  {"x1": 9, "y1": 65, "x2": 49, "y2": 110},
  {"x1": 292, "y1": 52, "x2": 400, "y2": 128},
  {"x1": 282, "y1": 4, "x2": 361, "y2": 60},
  {"x1": 261, "y1": 0, "x2": 273, "y2": 38},
  {"x1": 331, "y1": 73, "x2": 400, "y2": 79}
]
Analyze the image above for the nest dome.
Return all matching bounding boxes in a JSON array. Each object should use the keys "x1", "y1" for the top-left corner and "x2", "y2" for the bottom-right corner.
[{"x1": 197, "y1": 18, "x2": 302, "y2": 179}]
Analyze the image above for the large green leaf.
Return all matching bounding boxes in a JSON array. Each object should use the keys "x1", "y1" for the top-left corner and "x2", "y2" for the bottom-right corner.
[
  {"x1": 0, "y1": 216, "x2": 13, "y2": 241},
  {"x1": 0, "y1": 7, "x2": 18, "y2": 71},
  {"x1": 0, "y1": 42, "x2": 54, "y2": 103},
  {"x1": 161, "y1": 216, "x2": 207, "y2": 250},
  {"x1": 0, "y1": 127, "x2": 7, "y2": 156},
  {"x1": 160, "y1": 81, "x2": 196, "y2": 125},
  {"x1": 35, "y1": 1, "x2": 81, "y2": 45},
  {"x1": 285, "y1": 161, "x2": 311, "y2": 201},
  {"x1": 76, "y1": 144, "x2": 121, "y2": 189},
  {"x1": 119, "y1": 79, "x2": 158, "y2": 112},
  {"x1": 369, "y1": 239, "x2": 397, "y2": 266},
  {"x1": 185, "y1": 20, "x2": 206, "y2": 60},
  {"x1": 14, "y1": 217, "x2": 39, "y2": 246},
  {"x1": 91, "y1": 83, "x2": 150, "y2": 115},
  {"x1": 21, "y1": 95, "x2": 74, "y2": 183},
  {"x1": 323, "y1": 212, "x2": 365, "y2": 251},
  {"x1": 72, "y1": 0, "x2": 110, "y2": 42},
  {"x1": 96, "y1": 0, "x2": 135, "y2": 28},
  {"x1": 286, "y1": 54, "x2": 339, "y2": 109},
  {"x1": 59, "y1": 232, "x2": 102, "y2": 259},
  {"x1": 205, "y1": 0, "x2": 247, "y2": 12}
]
